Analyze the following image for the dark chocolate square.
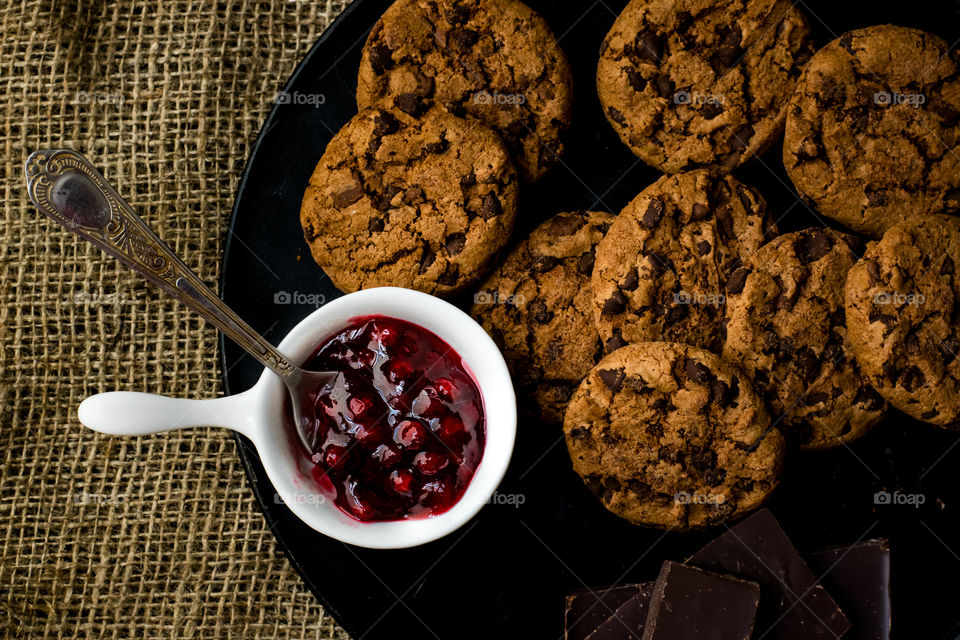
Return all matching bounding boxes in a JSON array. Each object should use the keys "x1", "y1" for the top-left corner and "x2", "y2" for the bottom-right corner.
[
  {"x1": 809, "y1": 539, "x2": 891, "y2": 640},
  {"x1": 641, "y1": 561, "x2": 760, "y2": 640},
  {"x1": 687, "y1": 509, "x2": 851, "y2": 639},
  {"x1": 585, "y1": 583, "x2": 654, "y2": 640},
  {"x1": 566, "y1": 584, "x2": 648, "y2": 640}
]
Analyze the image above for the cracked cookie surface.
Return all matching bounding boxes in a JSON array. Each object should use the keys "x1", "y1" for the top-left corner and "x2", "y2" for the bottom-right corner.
[
  {"x1": 784, "y1": 25, "x2": 960, "y2": 237},
  {"x1": 723, "y1": 229, "x2": 886, "y2": 450},
  {"x1": 470, "y1": 211, "x2": 615, "y2": 424},
  {"x1": 356, "y1": 0, "x2": 573, "y2": 182},
  {"x1": 563, "y1": 342, "x2": 784, "y2": 530},
  {"x1": 845, "y1": 215, "x2": 960, "y2": 428},
  {"x1": 299, "y1": 104, "x2": 518, "y2": 296},
  {"x1": 597, "y1": 0, "x2": 812, "y2": 173},
  {"x1": 591, "y1": 170, "x2": 776, "y2": 354}
]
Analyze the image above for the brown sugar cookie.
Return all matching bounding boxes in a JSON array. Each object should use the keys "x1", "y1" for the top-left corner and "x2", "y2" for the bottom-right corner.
[
  {"x1": 597, "y1": 0, "x2": 813, "y2": 173},
  {"x1": 356, "y1": 0, "x2": 574, "y2": 182},
  {"x1": 723, "y1": 229, "x2": 887, "y2": 450},
  {"x1": 470, "y1": 211, "x2": 615, "y2": 424},
  {"x1": 590, "y1": 170, "x2": 776, "y2": 354},
  {"x1": 845, "y1": 215, "x2": 960, "y2": 428},
  {"x1": 563, "y1": 342, "x2": 785, "y2": 530},
  {"x1": 784, "y1": 25, "x2": 960, "y2": 237},
  {"x1": 299, "y1": 103, "x2": 518, "y2": 296}
]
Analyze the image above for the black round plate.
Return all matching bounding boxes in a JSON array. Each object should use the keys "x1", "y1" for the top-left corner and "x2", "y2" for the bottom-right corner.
[{"x1": 220, "y1": 1, "x2": 960, "y2": 637}]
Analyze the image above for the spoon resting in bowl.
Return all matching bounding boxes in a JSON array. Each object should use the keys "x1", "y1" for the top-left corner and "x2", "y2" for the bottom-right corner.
[{"x1": 24, "y1": 148, "x2": 335, "y2": 453}]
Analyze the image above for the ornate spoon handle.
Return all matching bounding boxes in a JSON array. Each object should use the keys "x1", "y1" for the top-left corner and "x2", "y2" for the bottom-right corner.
[{"x1": 25, "y1": 149, "x2": 297, "y2": 379}]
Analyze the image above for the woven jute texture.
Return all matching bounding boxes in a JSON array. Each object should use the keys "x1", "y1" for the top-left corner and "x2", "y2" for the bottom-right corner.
[{"x1": 1, "y1": 1, "x2": 353, "y2": 637}]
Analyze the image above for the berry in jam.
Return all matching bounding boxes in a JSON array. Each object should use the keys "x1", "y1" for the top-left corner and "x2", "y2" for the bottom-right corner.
[{"x1": 303, "y1": 316, "x2": 485, "y2": 521}]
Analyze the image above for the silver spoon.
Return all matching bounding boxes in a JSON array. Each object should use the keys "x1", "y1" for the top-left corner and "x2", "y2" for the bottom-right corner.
[{"x1": 24, "y1": 148, "x2": 335, "y2": 452}]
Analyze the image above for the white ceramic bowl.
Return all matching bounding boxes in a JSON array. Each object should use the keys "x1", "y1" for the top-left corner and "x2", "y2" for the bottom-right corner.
[{"x1": 78, "y1": 287, "x2": 517, "y2": 549}]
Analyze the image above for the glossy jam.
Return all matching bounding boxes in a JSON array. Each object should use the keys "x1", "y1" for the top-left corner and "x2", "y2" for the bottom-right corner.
[{"x1": 303, "y1": 316, "x2": 485, "y2": 521}]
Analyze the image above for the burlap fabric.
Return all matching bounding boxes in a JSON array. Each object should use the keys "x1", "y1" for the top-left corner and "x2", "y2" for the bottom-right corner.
[{"x1": 1, "y1": 1, "x2": 353, "y2": 637}]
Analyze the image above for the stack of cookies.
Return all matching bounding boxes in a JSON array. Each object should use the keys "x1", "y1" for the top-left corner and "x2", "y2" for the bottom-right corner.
[
  {"x1": 469, "y1": 3, "x2": 960, "y2": 532},
  {"x1": 299, "y1": 0, "x2": 574, "y2": 296},
  {"x1": 297, "y1": 0, "x2": 960, "y2": 532}
]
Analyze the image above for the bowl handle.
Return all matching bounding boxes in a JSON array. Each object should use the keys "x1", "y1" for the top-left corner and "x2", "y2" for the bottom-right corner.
[{"x1": 78, "y1": 389, "x2": 258, "y2": 439}]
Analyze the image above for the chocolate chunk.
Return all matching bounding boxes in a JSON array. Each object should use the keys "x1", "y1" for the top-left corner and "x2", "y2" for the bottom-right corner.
[
  {"x1": 602, "y1": 291, "x2": 627, "y2": 316},
  {"x1": 634, "y1": 30, "x2": 663, "y2": 64},
  {"x1": 726, "y1": 268, "x2": 749, "y2": 294},
  {"x1": 549, "y1": 214, "x2": 586, "y2": 236},
  {"x1": 655, "y1": 76, "x2": 675, "y2": 99},
  {"x1": 394, "y1": 93, "x2": 422, "y2": 116},
  {"x1": 449, "y1": 27, "x2": 478, "y2": 49},
  {"x1": 697, "y1": 240, "x2": 711, "y2": 256},
  {"x1": 530, "y1": 300, "x2": 553, "y2": 325},
  {"x1": 853, "y1": 385, "x2": 884, "y2": 411},
  {"x1": 796, "y1": 230, "x2": 834, "y2": 262},
  {"x1": 418, "y1": 248, "x2": 435, "y2": 274},
  {"x1": 899, "y1": 365, "x2": 925, "y2": 392},
  {"x1": 579, "y1": 250, "x2": 597, "y2": 275},
  {"x1": 436, "y1": 264, "x2": 459, "y2": 286},
  {"x1": 598, "y1": 368, "x2": 626, "y2": 392},
  {"x1": 425, "y1": 138, "x2": 449, "y2": 154},
  {"x1": 480, "y1": 192, "x2": 503, "y2": 219},
  {"x1": 445, "y1": 233, "x2": 466, "y2": 256},
  {"x1": 459, "y1": 172, "x2": 476, "y2": 190},
  {"x1": 700, "y1": 101, "x2": 724, "y2": 119},
  {"x1": 625, "y1": 67, "x2": 647, "y2": 92},
  {"x1": 368, "y1": 43, "x2": 393, "y2": 75},
  {"x1": 583, "y1": 584, "x2": 655, "y2": 640},
  {"x1": 608, "y1": 107, "x2": 626, "y2": 125},
  {"x1": 795, "y1": 347, "x2": 821, "y2": 383},
  {"x1": 808, "y1": 539, "x2": 891, "y2": 640},
  {"x1": 368, "y1": 217, "x2": 384, "y2": 233},
  {"x1": 641, "y1": 199, "x2": 663, "y2": 228},
  {"x1": 605, "y1": 330, "x2": 628, "y2": 353},
  {"x1": 644, "y1": 561, "x2": 760, "y2": 640},
  {"x1": 332, "y1": 183, "x2": 363, "y2": 207},
  {"x1": 711, "y1": 25, "x2": 743, "y2": 72},
  {"x1": 684, "y1": 358, "x2": 712, "y2": 383},
  {"x1": 565, "y1": 585, "x2": 647, "y2": 640},
  {"x1": 690, "y1": 202, "x2": 709, "y2": 220},
  {"x1": 687, "y1": 509, "x2": 851, "y2": 640},
  {"x1": 942, "y1": 256, "x2": 955, "y2": 275},
  {"x1": 533, "y1": 255, "x2": 560, "y2": 273},
  {"x1": 621, "y1": 268, "x2": 639, "y2": 291},
  {"x1": 372, "y1": 110, "x2": 400, "y2": 136}
]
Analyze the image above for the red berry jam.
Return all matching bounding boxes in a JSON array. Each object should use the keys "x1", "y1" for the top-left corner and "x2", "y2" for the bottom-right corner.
[{"x1": 303, "y1": 316, "x2": 485, "y2": 521}]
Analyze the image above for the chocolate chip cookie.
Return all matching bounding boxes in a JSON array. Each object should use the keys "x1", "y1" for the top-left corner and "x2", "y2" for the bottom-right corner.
[
  {"x1": 784, "y1": 25, "x2": 960, "y2": 237},
  {"x1": 356, "y1": 0, "x2": 574, "y2": 182},
  {"x1": 563, "y1": 342, "x2": 785, "y2": 530},
  {"x1": 591, "y1": 170, "x2": 776, "y2": 354},
  {"x1": 845, "y1": 215, "x2": 960, "y2": 428},
  {"x1": 470, "y1": 211, "x2": 615, "y2": 424},
  {"x1": 597, "y1": 0, "x2": 813, "y2": 173},
  {"x1": 723, "y1": 229, "x2": 886, "y2": 450},
  {"x1": 299, "y1": 104, "x2": 518, "y2": 296}
]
